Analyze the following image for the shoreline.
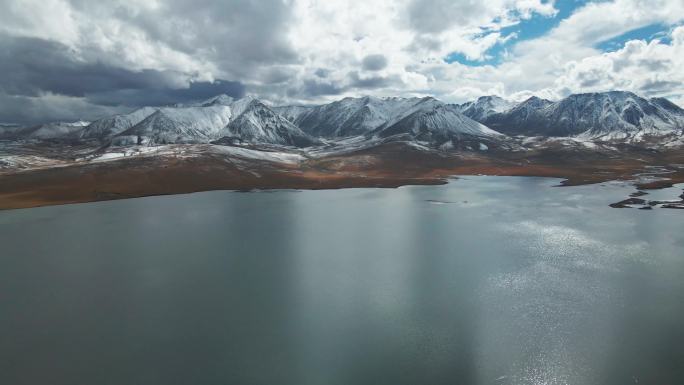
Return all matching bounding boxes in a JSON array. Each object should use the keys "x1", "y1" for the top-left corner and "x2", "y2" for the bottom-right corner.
[{"x1": 2, "y1": 143, "x2": 684, "y2": 210}]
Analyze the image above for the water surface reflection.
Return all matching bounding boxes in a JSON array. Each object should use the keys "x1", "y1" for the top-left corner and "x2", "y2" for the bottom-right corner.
[{"x1": 1, "y1": 177, "x2": 683, "y2": 385}]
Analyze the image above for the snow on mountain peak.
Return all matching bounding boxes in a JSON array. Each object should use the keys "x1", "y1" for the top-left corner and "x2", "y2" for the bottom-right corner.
[
  {"x1": 290, "y1": 96, "x2": 440, "y2": 138},
  {"x1": 481, "y1": 91, "x2": 684, "y2": 139},
  {"x1": 204, "y1": 94, "x2": 235, "y2": 105},
  {"x1": 6, "y1": 91, "x2": 683, "y2": 148},
  {"x1": 370, "y1": 98, "x2": 506, "y2": 147},
  {"x1": 218, "y1": 98, "x2": 319, "y2": 147},
  {"x1": 458, "y1": 95, "x2": 514, "y2": 121},
  {"x1": 107, "y1": 95, "x2": 318, "y2": 147}
]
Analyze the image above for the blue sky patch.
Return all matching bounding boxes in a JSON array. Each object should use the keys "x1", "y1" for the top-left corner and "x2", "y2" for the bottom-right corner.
[
  {"x1": 444, "y1": 52, "x2": 501, "y2": 66},
  {"x1": 596, "y1": 23, "x2": 672, "y2": 51},
  {"x1": 444, "y1": 0, "x2": 599, "y2": 66}
]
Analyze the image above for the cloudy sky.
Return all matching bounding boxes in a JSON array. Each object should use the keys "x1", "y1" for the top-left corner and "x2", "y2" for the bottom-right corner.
[{"x1": 1, "y1": 0, "x2": 683, "y2": 124}]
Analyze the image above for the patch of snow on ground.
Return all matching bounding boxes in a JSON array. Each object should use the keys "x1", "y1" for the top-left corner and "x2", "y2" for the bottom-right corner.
[{"x1": 211, "y1": 145, "x2": 305, "y2": 164}]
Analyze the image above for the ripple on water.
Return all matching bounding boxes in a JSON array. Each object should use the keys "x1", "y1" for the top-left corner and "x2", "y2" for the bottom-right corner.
[{"x1": 477, "y1": 220, "x2": 649, "y2": 384}]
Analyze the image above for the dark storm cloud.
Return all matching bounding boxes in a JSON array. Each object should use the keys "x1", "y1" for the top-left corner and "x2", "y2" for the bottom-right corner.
[
  {"x1": 0, "y1": 34, "x2": 244, "y2": 122},
  {"x1": 0, "y1": 93, "x2": 127, "y2": 125},
  {"x1": 0, "y1": 77, "x2": 245, "y2": 124},
  {"x1": 0, "y1": 0, "x2": 296, "y2": 124},
  {"x1": 0, "y1": 36, "x2": 181, "y2": 97},
  {"x1": 361, "y1": 54, "x2": 389, "y2": 71},
  {"x1": 86, "y1": 80, "x2": 246, "y2": 107}
]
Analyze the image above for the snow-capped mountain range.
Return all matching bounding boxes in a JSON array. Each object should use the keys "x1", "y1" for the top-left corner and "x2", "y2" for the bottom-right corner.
[
  {"x1": 2, "y1": 91, "x2": 683, "y2": 149},
  {"x1": 94, "y1": 95, "x2": 316, "y2": 147},
  {"x1": 479, "y1": 91, "x2": 684, "y2": 140},
  {"x1": 274, "y1": 96, "x2": 501, "y2": 147},
  {"x1": 275, "y1": 96, "x2": 433, "y2": 138},
  {"x1": 0, "y1": 120, "x2": 90, "y2": 140}
]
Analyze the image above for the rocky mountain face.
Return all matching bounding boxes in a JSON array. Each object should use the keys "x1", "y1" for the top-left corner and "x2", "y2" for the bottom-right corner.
[
  {"x1": 216, "y1": 98, "x2": 319, "y2": 147},
  {"x1": 272, "y1": 105, "x2": 313, "y2": 123},
  {"x1": 478, "y1": 96, "x2": 554, "y2": 136},
  {"x1": 80, "y1": 107, "x2": 158, "y2": 141},
  {"x1": 456, "y1": 95, "x2": 514, "y2": 121},
  {"x1": 112, "y1": 104, "x2": 234, "y2": 145},
  {"x1": 481, "y1": 91, "x2": 684, "y2": 139},
  {"x1": 369, "y1": 97, "x2": 505, "y2": 148},
  {"x1": 277, "y1": 96, "x2": 503, "y2": 148},
  {"x1": 650, "y1": 97, "x2": 684, "y2": 114},
  {"x1": 284, "y1": 96, "x2": 429, "y2": 138},
  {"x1": 109, "y1": 96, "x2": 317, "y2": 147}
]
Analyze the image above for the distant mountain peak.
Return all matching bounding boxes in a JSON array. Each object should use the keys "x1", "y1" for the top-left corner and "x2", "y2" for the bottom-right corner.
[
  {"x1": 521, "y1": 95, "x2": 552, "y2": 104},
  {"x1": 288, "y1": 96, "x2": 447, "y2": 138},
  {"x1": 218, "y1": 99, "x2": 319, "y2": 147},
  {"x1": 481, "y1": 91, "x2": 684, "y2": 139},
  {"x1": 368, "y1": 98, "x2": 505, "y2": 148},
  {"x1": 105, "y1": 94, "x2": 318, "y2": 147},
  {"x1": 8, "y1": 91, "x2": 683, "y2": 149},
  {"x1": 457, "y1": 95, "x2": 514, "y2": 121},
  {"x1": 197, "y1": 94, "x2": 236, "y2": 107}
]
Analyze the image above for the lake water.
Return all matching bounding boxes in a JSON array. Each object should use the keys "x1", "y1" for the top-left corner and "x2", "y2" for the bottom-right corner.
[{"x1": 1, "y1": 176, "x2": 683, "y2": 385}]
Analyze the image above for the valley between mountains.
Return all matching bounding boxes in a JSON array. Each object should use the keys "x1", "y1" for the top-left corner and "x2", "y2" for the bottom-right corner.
[{"x1": 1, "y1": 91, "x2": 684, "y2": 210}]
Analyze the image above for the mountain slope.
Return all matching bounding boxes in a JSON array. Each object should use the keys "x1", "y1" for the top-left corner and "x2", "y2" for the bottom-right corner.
[
  {"x1": 289, "y1": 96, "x2": 425, "y2": 138},
  {"x1": 457, "y1": 95, "x2": 514, "y2": 121},
  {"x1": 483, "y1": 91, "x2": 684, "y2": 139},
  {"x1": 113, "y1": 104, "x2": 234, "y2": 145},
  {"x1": 81, "y1": 107, "x2": 158, "y2": 140},
  {"x1": 112, "y1": 96, "x2": 319, "y2": 147},
  {"x1": 370, "y1": 97, "x2": 505, "y2": 147},
  {"x1": 217, "y1": 99, "x2": 319, "y2": 147},
  {"x1": 272, "y1": 105, "x2": 313, "y2": 123},
  {"x1": 650, "y1": 97, "x2": 684, "y2": 114},
  {"x1": 480, "y1": 96, "x2": 554, "y2": 136},
  {"x1": 83, "y1": 95, "x2": 238, "y2": 143}
]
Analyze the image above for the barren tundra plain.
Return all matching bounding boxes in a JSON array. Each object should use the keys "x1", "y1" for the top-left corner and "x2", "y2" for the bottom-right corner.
[{"x1": 2, "y1": 140, "x2": 684, "y2": 210}]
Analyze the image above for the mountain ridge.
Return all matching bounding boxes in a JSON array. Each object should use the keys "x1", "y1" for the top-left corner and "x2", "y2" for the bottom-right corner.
[
  {"x1": 481, "y1": 91, "x2": 684, "y2": 139},
  {"x1": 3, "y1": 91, "x2": 683, "y2": 149},
  {"x1": 456, "y1": 95, "x2": 515, "y2": 121}
]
